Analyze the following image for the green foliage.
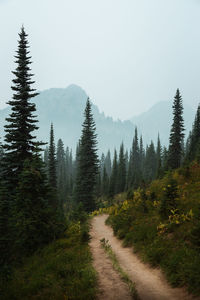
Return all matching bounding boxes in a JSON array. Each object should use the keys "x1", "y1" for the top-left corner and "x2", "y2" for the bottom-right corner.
[
  {"x1": 48, "y1": 123, "x2": 57, "y2": 191},
  {"x1": 0, "y1": 221, "x2": 97, "y2": 300},
  {"x1": 107, "y1": 163, "x2": 200, "y2": 295},
  {"x1": 168, "y1": 89, "x2": 185, "y2": 169},
  {"x1": 159, "y1": 175, "x2": 178, "y2": 219},
  {"x1": 13, "y1": 155, "x2": 64, "y2": 256},
  {"x1": 3, "y1": 27, "x2": 42, "y2": 187},
  {"x1": 74, "y1": 98, "x2": 99, "y2": 212}
]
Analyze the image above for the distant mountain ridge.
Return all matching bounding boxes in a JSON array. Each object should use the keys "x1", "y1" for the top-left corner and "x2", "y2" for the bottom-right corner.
[
  {"x1": 130, "y1": 101, "x2": 195, "y2": 146},
  {"x1": 0, "y1": 84, "x2": 135, "y2": 154},
  {"x1": 0, "y1": 85, "x2": 195, "y2": 154}
]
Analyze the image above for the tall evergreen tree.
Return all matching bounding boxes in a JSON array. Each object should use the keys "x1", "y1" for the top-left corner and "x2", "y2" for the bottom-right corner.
[
  {"x1": 48, "y1": 123, "x2": 57, "y2": 189},
  {"x1": 14, "y1": 154, "x2": 60, "y2": 255},
  {"x1": 168, "y1": 89, "x2": 185, "y2": 169},
  {"x1": 101, "y1": 165, "x2": 109, "y2": 196},
  {"x1": 117, "y1": 143, "x2": 126, "y2": 193},
  {"x1": 186, "y1": 104, "x2": 200, "y2": 161},
  {"x1": 156, "y1": 134, "x2": 162, "y2": 178},
  {"x1": 109, "y1": 149, "x2": 118, "y2": 198},
  {"x1": 4, "y1": 27, "x2": 40, "y2": 187},
  {"x1": 56, "y1": 139, "x2": 66, "y2": 210},
  {"x1": 104, "y1": 150, "x2": 112, "y2": 177},
  {"x1": 128, "y1": 127, "x2": 141, "y2": 188},
  {"x1": 74, "y1": 98, "x2": 99, "y2": 212},
  {"x1": 144, "y1": 141, "x2": 157, "y2": 182}
]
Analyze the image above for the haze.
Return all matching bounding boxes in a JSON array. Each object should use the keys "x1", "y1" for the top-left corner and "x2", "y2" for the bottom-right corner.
[{"x1": 0, "y1": 0, "x2": 200, "y2": 120}]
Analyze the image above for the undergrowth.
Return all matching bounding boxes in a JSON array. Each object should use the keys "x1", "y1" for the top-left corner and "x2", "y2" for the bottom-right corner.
[
  {"x1": 0, "y1": 219, "x2": 97, "y2": 300},
  {"x1": 103, "y1": 162, "x2": 200, "y2": 296}
]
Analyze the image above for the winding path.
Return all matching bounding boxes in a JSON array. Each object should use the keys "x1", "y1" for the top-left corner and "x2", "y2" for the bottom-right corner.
[{"x1": 90, "y1": 215, "x2": 198, "y2": 300}]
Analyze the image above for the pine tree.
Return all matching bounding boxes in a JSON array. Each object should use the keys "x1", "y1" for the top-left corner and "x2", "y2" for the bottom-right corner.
[
  {"x1": 168, "y1": 89, "x2": 185, "y2": 169},
  {"x1": 156, "y1": 134, "x2": 162, "y2": 178},
  {"x1": 102, "y1": 165, "x2": 109, "y2": 196},
  {"x1": 139, "y1": 135, "x2": 145, "y2": 178},
  {"x1": 4, "y1": 27, "x2": 40, "y2": 187},
  {"x1": 43, "y1": 146, "x2": 49, "y2": 175},
  {"x1": 56, "y1": 139, "x2": 66, "y2": 210},
  {"x1": 109, "y1": 149, "x2": 118, "y2": 198},
  {"x1": 144, "y1": 141, "x2": 157, "y2": 182},
  {"x1": 0, "y1": 181, "x2": 11, "y2": 274},
  {"x1": 117, "y1": 143, "x2": 126, "y2": 193},
  {"x1": 14, "y1": 155, "x2": 60, "y2": 255},
  {"x1": 104, "y1": 150, "x2": 112, "y2": 176},
  {"x1": 48, "y1": 123, "x2": 57, "y2": 189},
  {"x1": 128, "y1": 128, "x2": 141, "y2": 188},
  {"x1": 74, "y1": 98, "x2": 99, "y2": 212},
  {"x1": 187, "y1": 105, "x2": 200, "y2": 161}
]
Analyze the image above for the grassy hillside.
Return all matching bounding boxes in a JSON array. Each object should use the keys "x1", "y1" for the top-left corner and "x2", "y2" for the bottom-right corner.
[
  {"x1": 0, "y1": 220, "x2": 97, "y2": 300},
  {"x1": 95, "y1": 162, "x2": 200, "y2": 295}
]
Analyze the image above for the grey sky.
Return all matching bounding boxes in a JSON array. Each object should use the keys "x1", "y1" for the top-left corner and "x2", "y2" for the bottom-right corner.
[{"x1": 0, "y1": 0, "x2": 200, "y2": 120}]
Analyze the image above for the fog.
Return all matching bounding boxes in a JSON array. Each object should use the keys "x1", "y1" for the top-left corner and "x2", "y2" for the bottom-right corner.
[{"x1": 0, "y1": 0, "x2": 200, "y2": 120}]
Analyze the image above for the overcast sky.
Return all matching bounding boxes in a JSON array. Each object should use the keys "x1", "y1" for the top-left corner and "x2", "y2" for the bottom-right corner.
[{"x1": 0, "y1": 0, "x2": 200, "y2": 120}]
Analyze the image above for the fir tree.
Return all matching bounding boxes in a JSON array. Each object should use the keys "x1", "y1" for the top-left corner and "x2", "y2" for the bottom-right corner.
[
  {"x1": 117, "y1": 143, "x2": 126, "y2": 193},
  {"x1": 4, "y1": 27, "x2": 40, "y2": 187},
  {"x1": 144, "y1": 141, "x2": 157, "y2": 182},
  {"x1": 74, "y1": 98, "x2": 99, "y2": 212},
  {"x1": 168, "y1": 89, "x2": 185, "y2": 169},
  {"x1": 109, "y1": 149, "x2": 118, "y2": 198},
  {"x1": 14, "y1": 155, "x2": 60, "y2": 255},
  {"x1": 56, "y1": 139, "x2": 66, "y2": 210},
  {"x1": 156, "y1": 134, "x2": 162, "y2": 178},
  {"x1": 102, "y1": 165, "x2": 109, "y2": 196},
  {"x1": 48, "y1": 123, "x2": 57, "y2": 189},
  {"x1": 187, "y1": 104, "x2": 200, "y2": 161},
  {"x1": 104, "y1": 150, "x2": 112, "y2": 176},
  {"x1": 0, "y1": 181, "x2": 11, "y2": 274}
]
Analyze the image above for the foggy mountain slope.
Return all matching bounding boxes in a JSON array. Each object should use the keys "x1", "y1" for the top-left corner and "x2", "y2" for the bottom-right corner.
[
  {"x1": 0, "y1": 84, "x2": 135, "y2": 153},
  {"x1": 0, "y1": 85, "x2": 195, "y2": 153},
  {"x1": 130, "y1": 101, "x2": 195, "y2": 146}
]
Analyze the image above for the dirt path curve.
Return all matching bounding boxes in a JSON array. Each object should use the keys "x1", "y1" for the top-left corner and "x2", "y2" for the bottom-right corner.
[{"x1": 90, "y1": 215, "x2": 198, "y2": 300}]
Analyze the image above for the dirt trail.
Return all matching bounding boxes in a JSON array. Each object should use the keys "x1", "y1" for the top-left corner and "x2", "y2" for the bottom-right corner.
[{"x1": 90, "y1": 215, "x2": 198, "y2": 300}]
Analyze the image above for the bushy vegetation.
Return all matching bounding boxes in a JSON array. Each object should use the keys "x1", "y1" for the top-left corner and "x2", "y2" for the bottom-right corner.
[
  {"x1": 104, "y1": 162, "x2": 200, "y2": 295},
  {"x1": 0, "y1": 219, "x2": 97, "y2": 300}
]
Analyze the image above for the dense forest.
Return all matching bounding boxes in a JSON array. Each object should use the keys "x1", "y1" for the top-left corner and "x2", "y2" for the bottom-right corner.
[{"x1": 1, "y1": 27, "x2": 200, "y2": 299}]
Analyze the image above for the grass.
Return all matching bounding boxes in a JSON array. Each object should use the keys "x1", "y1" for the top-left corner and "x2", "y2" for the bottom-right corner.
[
  {"x1": 100, "y1": 237, "x2": 139, "y2": 300},
  {"x1": 0, "y1": 221, "x2": 97, "y2": 300}
]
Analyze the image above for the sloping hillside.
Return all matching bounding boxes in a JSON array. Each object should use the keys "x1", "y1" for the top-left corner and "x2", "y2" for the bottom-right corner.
[{"x1": 0, "y1": 84, "x2": 134, "y2": 153}]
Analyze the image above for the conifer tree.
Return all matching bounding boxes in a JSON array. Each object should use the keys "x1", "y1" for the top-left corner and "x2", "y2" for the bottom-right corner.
[
  {"x1": 57, "y1": 139, "x2": 66, "y2": 210},
  {"x1": 117, "y1": 143, "x2": 126, "y2": 193},
  {"x1": 102, "y1": 165, "x2": 109, "y2": 196},
  {"x1": 168, "y1": 89, "x2": 185, "y2": 169},
  {"x1": 109, "y1": 149, "x2": 118, "y2": 198},
  {"x1": 139, "y1": 135, "x2": 145, "y2": 177},
  {"x1": 144, "y1": 141, "x2": 157, "y2": 182},
  {"x1": 74, "y1": 98, "x2": 99, "y2": 212},
  {"x1": 14, "y1": 154, "x2": 59, "y2": 254},
  {"x1": 156, "y1": 134, "x2": 162, "y2": 178},
  {"x1": 43, "y1": 146, "x2": 49, "y2": 175},
  {"x1": 187, "y1": 105, "x2": 200, "y2": 161},
  {"x1": 0, "y1": 180, "x2": 11, "y2": 274},
  {"x1": 48, "y1": 123, "x2": 57, "y2": 189},
  {"x1": 128, "y1": 128, "x2": 141, "y2": 188},
  {"x1": 104, "y1": 150, "x2": 112, "y2": 176},
  {"x1": 4, "y1": 27, "x2": 40, "y2": 187}
]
